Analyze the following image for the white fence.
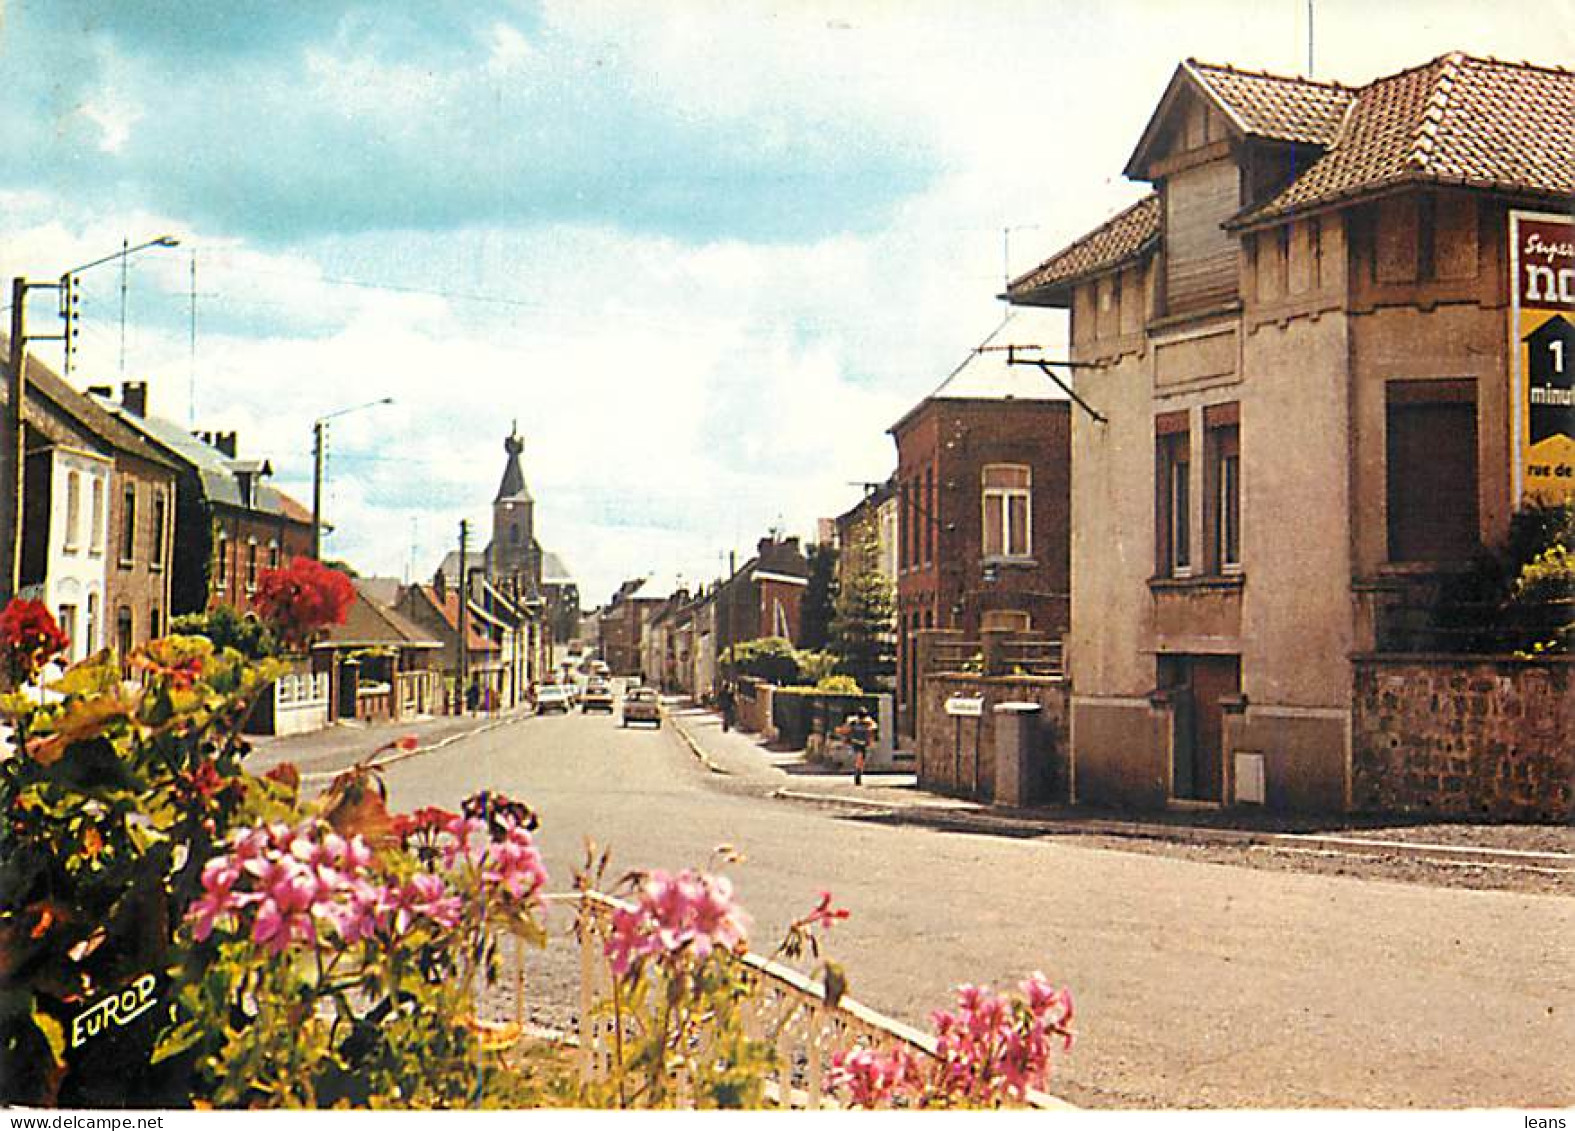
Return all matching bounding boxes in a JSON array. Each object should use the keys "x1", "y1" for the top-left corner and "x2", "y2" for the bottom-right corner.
[
  {"x1": 272, "y1": 672, "x2": 329, "y2": 736},
  {"x1": 486, "y1": 891, "x2": 1066, "y2": 1110}
]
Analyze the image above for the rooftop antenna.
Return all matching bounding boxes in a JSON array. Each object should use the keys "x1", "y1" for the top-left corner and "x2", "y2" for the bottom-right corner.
[
  {"x1": 1306, "y1": 0, "x2": 1315, "y2": 77},
  {"x1": 188, "y1": 249, "x2": 197, "y2": 426}
]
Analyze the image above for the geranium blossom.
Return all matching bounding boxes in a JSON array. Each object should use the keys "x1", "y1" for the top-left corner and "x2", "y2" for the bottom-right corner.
[
  {"x1": 604, "y1": 869, "x2": 751, "y2": 977},
  {"x1": 829, "y1": 974, "x2": 1074, "y2": 1108},
  {"x1": 0, "y1": 598, "x2": 69, "y2": 684}
]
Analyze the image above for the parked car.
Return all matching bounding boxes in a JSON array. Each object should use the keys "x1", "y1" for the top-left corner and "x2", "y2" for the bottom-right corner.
[
  {"x1": 535, "y1": 684, "x2": 574, "y2": 714},
  {"x1": 581, "y1": 679, "x2": 614, "y2": 714},
  {"x1": 621, "y1": 687, "x2": 661, "y2": 728}
]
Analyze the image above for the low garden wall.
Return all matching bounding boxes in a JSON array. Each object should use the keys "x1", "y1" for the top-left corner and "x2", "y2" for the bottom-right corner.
[
  {"x1": 1351, "y1": 655, "x2": 1573, "y2": 821},
  {"x1": 917, "y1": 673, "x2": 1067, "y2": 803}
]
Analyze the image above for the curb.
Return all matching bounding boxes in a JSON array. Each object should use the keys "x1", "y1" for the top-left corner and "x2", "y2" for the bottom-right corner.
[
  {"x1": 769, "y1": 789, "x2": 1575, "y2": 872},
  {"x1": 298, "y1": 711, "x2": 532, "y2": 784},
  {"x1": 669, "y1": 712, "x2": 730, "y2": 776}
]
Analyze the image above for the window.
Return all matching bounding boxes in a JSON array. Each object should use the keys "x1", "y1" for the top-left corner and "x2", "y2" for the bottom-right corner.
[
  {"x1": 923, "y1": 468, "x2": 935, "y2": 565},
  {"x1": 119, "y1": 485, "x2": 137, "y2": 564},
  {"x1": 86, "y1": 594, "x2": 98, "y2": 654},
  {"x1": 268, "y1": 539, "x2": 280, "y2": 570},
  {"x1": 149, "y1": 607, "x2": 161, "y2": 641},
  {"x1": 245, "y1": 539, "x2": 258, "y2": 594},
  {"x1": 981, "y1": 609, "x2": 1031, "y2": 632},
  {"x1": 1156, "y1": 413, "x2": 1191, "y2": 576},
  {"x1": 57, "y1": 605, "x2": 77, "y2": 661},
  {"x1": 116, "y1": 607, "x2": 133, "y2": 656},
  {"x1": 214, "y1": 530, "x2": 229, "y2": 594},
  {"x1": 151, "y1": 493, "x2": 167, "y2": 570},
  {"x1": 982, "y1": 464, "x2": 1031, "y2": 559},
  {"x1": 1205, "y1": 405, "x2": 1241, "y2": 572},
  {"x1": 64, "y1": 471, "x2": 81, "y2": 551},
  {"x1": 1386, "y1": 380, "x2": 1478, "y2": 562},
  {"x1": 90, "y1": 477, "x2": 104, "y2": 555}
]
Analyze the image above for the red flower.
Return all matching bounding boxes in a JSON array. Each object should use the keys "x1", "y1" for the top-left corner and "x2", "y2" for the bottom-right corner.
[
  {"x1": 0, "y1": 599, "x2": 70, "y2": 684},
  {"x1": 250, "y1": 557, "x2": 354, "y2": 649}
]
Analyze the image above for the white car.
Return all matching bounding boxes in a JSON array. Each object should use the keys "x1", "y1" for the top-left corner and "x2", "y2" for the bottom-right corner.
[{"x1": 535, "y1": 685, "x2": 574, "y2": 714}]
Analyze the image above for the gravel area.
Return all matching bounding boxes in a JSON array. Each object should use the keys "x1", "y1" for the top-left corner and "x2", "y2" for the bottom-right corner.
[{"x1": 1064, "y1": 833, "x2": 1575, "y2": 897}]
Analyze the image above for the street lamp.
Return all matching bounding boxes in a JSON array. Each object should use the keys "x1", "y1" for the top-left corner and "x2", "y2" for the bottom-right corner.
[
  {"x1": 311, "y1": 397, "x2": 394, "y2": 560},
  {"x1": 58, "y1": 234, "x2": 181, "y2": 377}
]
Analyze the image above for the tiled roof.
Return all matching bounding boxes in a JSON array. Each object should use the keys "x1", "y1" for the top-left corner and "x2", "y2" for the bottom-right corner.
[
  {"x1": 88, "y1": 393, "x2": 311, "y2": 523},
  {"x1": 1013, "y1": 52, "x2": 1573, "y2": 300},
  {"x1": 1186, "y1": 60, "x2": 1355, "y2": 146},
  {"x1": 1233, "y1": 53, "x2": 1575, "y2": 227},
  {"x1": 1005, "y1": 194, "x2": 1159, "y2": 301},
  {"x1": 3, "y1": 340, "x2": 180, "y2": 472},
  {"x1": 318, "y1": 586, "x2": 441, "y2": 650},
  {"x1": 413, "y1": 584, "x2": 499, "y2": 652}
]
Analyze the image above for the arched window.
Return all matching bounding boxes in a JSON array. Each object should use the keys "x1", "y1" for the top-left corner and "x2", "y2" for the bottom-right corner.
[{"x1": 65, "y1": 471, "x2": 81, "y2": 551}]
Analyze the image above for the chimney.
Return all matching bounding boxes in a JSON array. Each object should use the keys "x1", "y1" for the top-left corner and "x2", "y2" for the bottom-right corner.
[
  {"x1": 121, "y1": 381, "x2": 148, "y2": 417},
  {"x1": 215, "y1": 432, "x2": 237, "y2": 458},
  {"x1": 433, "y1": 569, "x2": 447, "y2": 601}
]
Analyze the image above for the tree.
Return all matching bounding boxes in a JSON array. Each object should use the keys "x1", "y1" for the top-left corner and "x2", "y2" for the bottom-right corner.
[
  {"x1": 171, "y1": 604, "x2": 278, "y2": 660},
  {"x1": 250, "y1": 556, "x2": 354, "y2": 651},
  {"x1": 830, "y1": 517, "x2": 895, "y2": 691},
  {"x1": 799, "y1": 542, "x2": 838, "y2": 652}
]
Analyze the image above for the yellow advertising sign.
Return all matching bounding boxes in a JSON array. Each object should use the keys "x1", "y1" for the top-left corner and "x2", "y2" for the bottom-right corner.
[{"x1": 1510, "y1": 211, "x2": 1575, "y2": 505}]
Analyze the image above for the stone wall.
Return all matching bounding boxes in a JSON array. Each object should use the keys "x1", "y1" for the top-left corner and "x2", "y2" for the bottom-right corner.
[
  {"x1": 736, "y1": 678, "x2": 776, "y2": 739},
  {"x1": 1352, "y1": 656, "x2": 1573, "y2": 821},
  {"x1": 917, "y1": 672, "x2": 1067, "y2": 803}
]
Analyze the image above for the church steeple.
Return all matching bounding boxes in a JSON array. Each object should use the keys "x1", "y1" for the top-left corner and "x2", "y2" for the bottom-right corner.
[
  {"x1": 495, "y1": 422, "x2": 532, "y2": 504},
  {"x1": 491, "y1": 423, "x2": 539, "y2": 592}
]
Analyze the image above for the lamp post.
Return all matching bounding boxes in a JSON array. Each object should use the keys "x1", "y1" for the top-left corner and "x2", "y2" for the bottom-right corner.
[
  {"x1": 59, "y1": 234, "x2": 181, "y2": 378},
  {"x1": 311, "y1": 397, "x2": 393, "y2": 560}
]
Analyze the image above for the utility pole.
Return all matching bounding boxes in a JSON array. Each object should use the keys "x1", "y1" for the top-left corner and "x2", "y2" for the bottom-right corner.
[
  {"x1": 311, "y1": 419, "x2": 326, "y2": 559},
  {"x1": 457, "y1": 519, "x2": 470, "y2": 704},
  {"x1": 3, "y1": 279, "x2": 27, "y2": 601},
  {"x1": 4, "y1": 277, "x2": 65, "y2": 602}
]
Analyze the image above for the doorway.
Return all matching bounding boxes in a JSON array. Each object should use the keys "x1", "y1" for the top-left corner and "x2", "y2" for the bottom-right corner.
[{"x1": 1159, "y1": 654, "x2": 1239, "y2": 803}]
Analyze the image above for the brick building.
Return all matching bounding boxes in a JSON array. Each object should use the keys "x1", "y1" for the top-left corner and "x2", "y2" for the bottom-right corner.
[
  {"x1": 711, "y1": 534, "x2": 811, "y2": 659},
  {"x1": 890, "y1": 315, "x2": 1072, "y2": 737},
  {"x1": 1006, "y1": 53, "x2": 1574, "y2": 812},
  {"x1": 10, "y1": 354, "x2": 180, "y2": 658},
  {"x1": 90, "y1": 382, "x2": 312, "y2": 617}
]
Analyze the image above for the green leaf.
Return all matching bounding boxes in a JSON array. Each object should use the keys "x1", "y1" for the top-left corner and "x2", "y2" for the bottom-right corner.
[
  {"x1": 31, "y1": 1006, "x2": 66, "y2": 1062},
  {"x1": 43, "y1": 738, "x2": 144, "y2": 796}
]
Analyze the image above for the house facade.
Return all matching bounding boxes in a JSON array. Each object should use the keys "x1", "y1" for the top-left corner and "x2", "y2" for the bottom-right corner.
[
  {"x1": 890, "y1": 320, "x2": 1072, "y2": 737},
  {"x1": 16, "y1": 360, "x2": 180, "y2": 659},
  {"x1": 90, "y1": 382, "x2": 312, "y2": 618},
  {"x1": 1007, "y1": 54, "x2": 1574, "y2": 811},
  {"x1": 712, "y1": 534, "x2": 811, "y2": 660}
]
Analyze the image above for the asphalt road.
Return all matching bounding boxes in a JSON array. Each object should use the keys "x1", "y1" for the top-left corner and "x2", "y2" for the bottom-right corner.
[{"x1": 371, "y1": 705, "x2": 1573, "y2": 1110}]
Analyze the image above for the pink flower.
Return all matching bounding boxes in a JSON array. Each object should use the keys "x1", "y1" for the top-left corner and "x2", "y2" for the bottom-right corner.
[
  {"x1": 389, "y1": 872, "x2": 464, "y2": 933},
  {"x1": 829, "y1": 1045, "x2": 922, "y2": 1108},
  {"x1": 603, "y1": 868, "x2": 751, "y2": 977}
]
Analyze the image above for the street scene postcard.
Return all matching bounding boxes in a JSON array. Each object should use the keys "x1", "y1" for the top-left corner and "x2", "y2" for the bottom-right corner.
[{"x1": 0, "y1": 1, "x2": 1571, "y2": 1121}]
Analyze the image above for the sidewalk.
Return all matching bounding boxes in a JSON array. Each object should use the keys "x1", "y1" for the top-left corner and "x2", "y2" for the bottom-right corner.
[
  {"x1": 246, "y1": 707, "x2": 530, "y2": 781},
  {"x1": 664, "y1": 698, "x2": 1575, "y2": 871}
]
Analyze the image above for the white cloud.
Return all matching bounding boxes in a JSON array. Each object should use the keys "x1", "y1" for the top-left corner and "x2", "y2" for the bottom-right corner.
[{"x1": 6, "y1": 2, "x2": 1572, "y2": 605}]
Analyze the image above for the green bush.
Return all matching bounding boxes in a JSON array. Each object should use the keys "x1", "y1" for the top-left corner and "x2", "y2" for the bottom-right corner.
[
  {"x1": 815, "y1": 674, "x2": 861, "y2": 695},
  {"x1": 721, "y1": 638, "x2": 801, "y2": 687},
  {"x1": 170, "y1": 604, "x2": 278, "y2": 660}
]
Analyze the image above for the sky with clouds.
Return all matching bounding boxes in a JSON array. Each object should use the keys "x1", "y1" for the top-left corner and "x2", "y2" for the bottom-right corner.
[{"x1": 1, "y1": 0, "x2": 1569, "y2": 606}]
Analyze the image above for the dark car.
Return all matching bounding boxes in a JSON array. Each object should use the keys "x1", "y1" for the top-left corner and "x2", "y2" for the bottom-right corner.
[
  {"x1": 581, "y1": 679, "x2": 614, "y2": 713},
  {"x1": 621, "y1": 687, "x2": 661, "y2": 728}
]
